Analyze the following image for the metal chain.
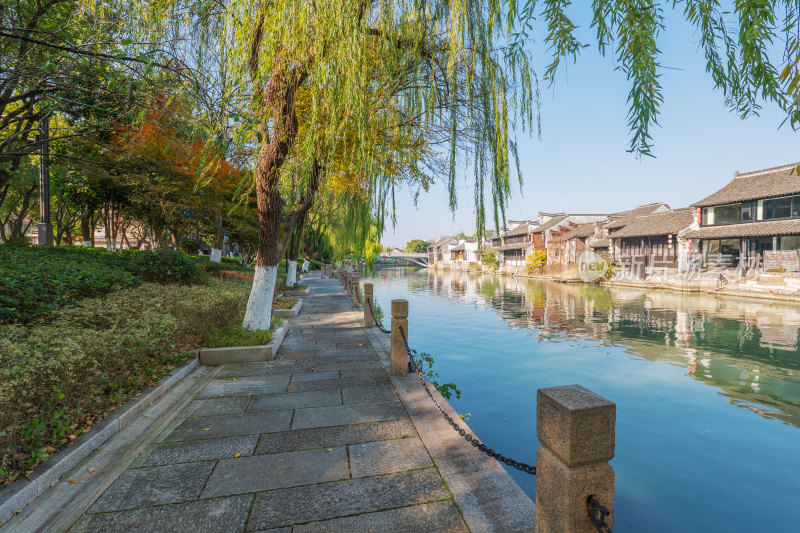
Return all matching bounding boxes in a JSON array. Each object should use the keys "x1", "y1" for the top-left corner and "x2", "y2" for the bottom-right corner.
[
  {"x1": 355, "y1": 287, "x2": 363, "y2": 306},
  {"x1": 367, "y1": 299, "x2": 391, "y2": 334},
  {"x1": 398, "y1": 326, "x2": 536, "y2": 476},
  {"x1": 588, "y1": 497, "x2": 613, "y2": 533}
]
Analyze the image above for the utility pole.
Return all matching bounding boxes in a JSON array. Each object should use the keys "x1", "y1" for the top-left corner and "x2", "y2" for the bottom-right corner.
[{"x1": 38, "y1": 112, "x2": 53, "y2": 246}]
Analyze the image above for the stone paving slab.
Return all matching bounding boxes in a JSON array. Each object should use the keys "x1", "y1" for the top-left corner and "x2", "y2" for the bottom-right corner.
[
  {"x1": 292, "y1": 501, "x2": 468, "y2": 533},
  {"x1": 88, "y1": 461, "x2": 215, "y2": 513},
  {"x1": 183, "y1": 396, "x2": 252, "y2": 417},
  {"x1": 161, "y1": 411, "x2": 293, "y2": 441},
  {"x1": 348, "y1": 437, "x2": 432, "y2": 478},
  {"x1": 288, "y1": 374, "x2": 389, "y2": 393},
  {"x1": 216, "y1": 361, "x2": 296, "y2": 378},
  {"x1": 197, "y1": 375, "x2": 290, "y2": 399},
  {"x1": 293, "y1": 358, "x2": 381, "y2": 372},
  {"x1": 247, "y1": 390, "x2": 342, "y2": 412},
  {"x1": 342, "y1": 384, "x2": 398, "y2": 405},
  {"x1": 72, "y1": 494, "x2": 253, "y2": 532},
  {"x1": 254, "y1": 419, "x2": 417, "y2": 455},
  {"x1": 291, "y1": 401, "x2": 406, "y2": 429},
  {"x1": 290, "y1": 370, "x2": 339, "y2": 382},
  {"x1": 247, "y1": 469, "x2": 451, "y2": 530},
  {"x1": 135, "y1": 435, "x2": 259, "y2": 467},
  {"x1": 202, "y1": 447, "x2": 349, "y2": 498}
]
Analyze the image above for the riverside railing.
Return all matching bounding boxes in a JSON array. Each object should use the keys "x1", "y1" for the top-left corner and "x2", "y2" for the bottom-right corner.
[{"x1": 351, "y1": 278, "x2": 616, "y2": 533}]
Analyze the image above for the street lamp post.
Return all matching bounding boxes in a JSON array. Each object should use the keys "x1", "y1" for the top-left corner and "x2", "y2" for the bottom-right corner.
[{"x1": 37, "y1": 112, "x2": 53, "y2": 246}]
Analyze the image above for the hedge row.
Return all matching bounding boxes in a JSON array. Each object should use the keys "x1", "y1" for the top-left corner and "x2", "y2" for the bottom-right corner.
[{"x1": 0, "y1": 245, "x2": 252, "y2": 324}]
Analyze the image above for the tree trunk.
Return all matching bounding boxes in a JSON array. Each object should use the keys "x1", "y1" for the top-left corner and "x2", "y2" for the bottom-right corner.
[
  {"x1": 286, "y1": 210, "x2": 306, "y2": 285},
  {"x1": 242, "y1": 65, "x2": 306, "y2": 331},
  {"x1": 211, "y1": 208, "x2": 224, "y2": 263}
]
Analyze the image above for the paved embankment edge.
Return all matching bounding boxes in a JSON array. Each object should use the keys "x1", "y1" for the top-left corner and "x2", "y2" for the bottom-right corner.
[
  {"x1": 0, "y1": 357, "x2": 203, "y2": 526},
  {"x1": 363, "y1": 322, "x2": 536, "y2": 532},
  {"x1": 429, "y1": 265, "x2": 800, "y2": 303}
]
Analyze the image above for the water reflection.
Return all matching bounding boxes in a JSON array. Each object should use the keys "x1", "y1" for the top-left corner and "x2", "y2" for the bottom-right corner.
[{"x1": 393, "y1": 267, "x2": 800, "y2": 428}]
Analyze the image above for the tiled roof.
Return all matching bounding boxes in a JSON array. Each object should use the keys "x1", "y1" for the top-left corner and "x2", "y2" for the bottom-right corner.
[
  {"x1": 604, "y1": 203, "x2": 669, "y2": 230},
  {"x1": 450, "y1": 243, "x2": 466, "y2": 252},
  {"x1": 499, "y1": 242, "x2": 529, "y2": 251},
  {"x1": 612, "y1": 208, "x2": 696, "y2": 239},
  {"x1": 551, "y1": 224, "x2": 595, "y2": 242},
  {"x1": 587, "y1": 236, "x2": 611, "y2": 248},
  {"x1": 531, "y1": 215, "x2": 568, "y2": 233},
  {"x1": 684, "y1": 218, "x2": 800, "y2": 238},
  {"x1": 693, "y1": 163, "x2": 800, "y2": 207},
  {"x1": 503, "y1": 222, "x2": 534, "y2": 237}
]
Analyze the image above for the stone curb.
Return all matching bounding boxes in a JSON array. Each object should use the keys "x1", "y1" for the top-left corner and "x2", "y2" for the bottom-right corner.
[
  {"x1": 0, "y1": 357, "x2": 199, "y2": 524},
  {"x1": 273, "y1": 298, "x2": 303, "y2": 318},
  {"x1": 197, "y1": 324, "x2": 288, "y2": 365}
]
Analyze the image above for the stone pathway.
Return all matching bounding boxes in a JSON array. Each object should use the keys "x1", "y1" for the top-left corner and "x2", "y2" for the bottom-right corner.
[{"x1": 65, "y1": 275, "x2": 478, "y2": 532}]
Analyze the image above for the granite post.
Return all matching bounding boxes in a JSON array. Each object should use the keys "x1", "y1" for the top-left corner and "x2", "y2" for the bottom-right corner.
[
  {"x1": 351, "y1": 274, "x2": 361, "y2": 307},
  {"x1": 535, "y1": 384, "x2": 615, "y2": 533},
  {"x1": 363, "y1": 282, "x2": 374, "y2": 326},
  {"x1": 390, "y1": 299, "x2": 408, "y2": 376}
]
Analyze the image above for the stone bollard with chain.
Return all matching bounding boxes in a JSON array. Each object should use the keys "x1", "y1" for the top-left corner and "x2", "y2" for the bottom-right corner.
[
  {"x1": 363, "y1": 283, "x2": 373, "y2": 327},
  {"x1": 351, "y1": 274, "x2": 361, "y2": 307},
  {"x1": 346, "y1": 273, "x2": 354, "y2": 298},
  {"x1": 390, "y1": 299, "x2": 408, "y2": 376},
  {"x1": 535, "y1": 384, "x2": 615, "y2": 533}
]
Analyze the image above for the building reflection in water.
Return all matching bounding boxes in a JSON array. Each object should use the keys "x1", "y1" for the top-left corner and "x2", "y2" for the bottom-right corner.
[{"x1": 400, "y1": 268, "x2": 800, "y2": 428}]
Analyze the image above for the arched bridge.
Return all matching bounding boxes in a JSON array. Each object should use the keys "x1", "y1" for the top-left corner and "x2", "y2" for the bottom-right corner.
[{"x1": 377, "y1": 252, "x2": 428, "y2": 267}]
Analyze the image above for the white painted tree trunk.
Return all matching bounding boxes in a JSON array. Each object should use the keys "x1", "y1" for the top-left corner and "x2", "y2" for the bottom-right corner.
[
  {"x1": 210, "y1": 248, "x2": 222, "y2": 263},
  {"x1": 242, "y1": 265, "x2": 278, "y2": 331},
  {"x1": 287, "y1": 260, "x2": 298, "y2": 285},
  {"x1": 83, "y1": 240, "x2": 92, "y2": 248}
]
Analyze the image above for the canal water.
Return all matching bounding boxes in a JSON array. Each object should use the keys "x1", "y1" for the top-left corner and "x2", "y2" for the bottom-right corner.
[{"x1": 363, "y1": 267, "x2": 800, "y2": 532}]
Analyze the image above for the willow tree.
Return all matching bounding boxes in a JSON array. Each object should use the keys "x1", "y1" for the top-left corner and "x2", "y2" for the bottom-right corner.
[
  {"x1": 199, "y1": 1, "x2": 534, "y2": 330},
  {"x1": 117, "y1": 0, "x2": 800, "y2": 330}
]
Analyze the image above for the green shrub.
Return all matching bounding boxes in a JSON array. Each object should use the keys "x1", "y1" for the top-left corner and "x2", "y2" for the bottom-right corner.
[
  {"x1": 190, "y1": 254, "x2": 251, "y2": 274},
  {"x1": 181, "y1": 240, "x2": 200, "y2": 254},
  {"x1": 133, "y1": 249, "x2": 201, "y2": 284},
  {"x1": 0, "y1": 277, "x2": 251, "y2": 484},
  {"x1": 0, "y1": 246, "x2": 139, "y2": 324},
  {"x1": 481, "y1": 250, "x2": 500, "y2": 270}
]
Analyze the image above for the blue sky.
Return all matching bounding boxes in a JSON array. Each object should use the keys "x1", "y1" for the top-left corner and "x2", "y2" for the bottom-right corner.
[{"x1": 382, "y1": 6, "x2": 799, "y2": 248}]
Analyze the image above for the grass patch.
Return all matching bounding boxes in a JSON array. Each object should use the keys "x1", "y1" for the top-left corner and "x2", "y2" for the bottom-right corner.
[
  {"x1": 272, "y1": 297, "x2": 297, "y2": 310},
  {"x1": 203, "y1": 316, "x2": 282, "y2": 348},
  {"x1": 0, "y1": 275, "x2": 252, "y2": 485}
]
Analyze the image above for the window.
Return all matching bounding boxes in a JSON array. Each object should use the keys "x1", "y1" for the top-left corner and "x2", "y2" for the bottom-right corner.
[
  {"x1": 742, "y1": 201, "x2": 756, "y2": 221},
  {"x1": 702, "y1": 208, "x2": 712, "y2": 225},
  {"x1": 719, "y1": 239, "x2": 740, "y2": 256},
  {"x1": 715, "y1": 203, "x2": 741, "y2": 224},
  {"x1": 780, "y1": 235, "x2": 800, "y2": 250},
  {"x1": 702, "y1": 240, "x2": 720, "y2": 256},
  {"x1": 764, "y1": 196, "x2": 792, "y2": 219}
]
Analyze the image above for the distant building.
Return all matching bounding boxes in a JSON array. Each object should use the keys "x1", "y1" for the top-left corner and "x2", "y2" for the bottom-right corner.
[
  {"x1": 686, "y1": 163, "x2": 800, "y2": 269},
  {"x1": 610, "y1": 207, "x2": 697, "y2": 275}
]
